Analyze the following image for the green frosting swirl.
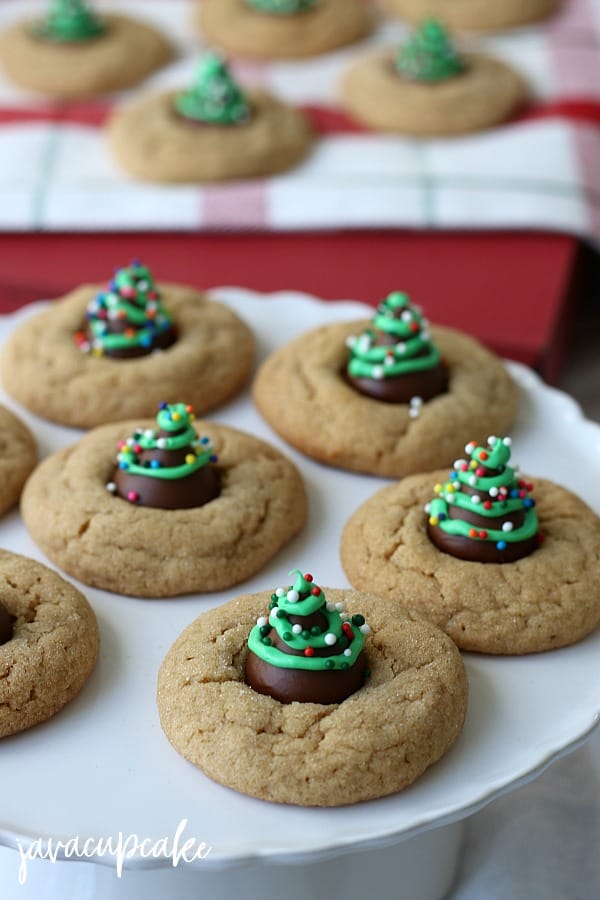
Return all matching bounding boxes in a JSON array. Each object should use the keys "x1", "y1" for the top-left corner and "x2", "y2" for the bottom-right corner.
[
  {"x1": 347, "y1": 291, "x2": 441, "y2": 380},
  {"x1": 428, "y1": 436, "x2": 539, "y2": 548},
  {"x1": 116, "y1": 403, "x2": 217, "y2": 482},
  {"x1": 396, "y1": 20, "x2": 464, "y2": 83},
  {"x1": 175, "y1": 53, "x2": 250, "y2": 126},
  {"x1": 245, "y1": 0, "x2": 316, "y2": 14},
  {"x1": 77, "y1": 262, "x2": 174, "y2": 356},
  {"x1": 38, "y1": 0, "x2": 105, "y2": 43},
  {"x1": 248, "y1": 570, "x2": 370, "y2": 672}
]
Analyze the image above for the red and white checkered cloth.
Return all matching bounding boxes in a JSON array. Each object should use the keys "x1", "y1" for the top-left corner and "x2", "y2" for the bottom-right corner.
[{"x1": 0, "y1": 0, "x2": 599, "y2": 240}]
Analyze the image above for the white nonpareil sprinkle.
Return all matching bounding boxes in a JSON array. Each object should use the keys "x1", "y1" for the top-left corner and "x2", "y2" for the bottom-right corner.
[
  {"x1": 257, "y1": 617, "x2": 268, "y2": 627},
  {"x1": 324, "y1": 633, "x2": 337, "y2": 646},
  {"x1": 286, "y1": 590, "x2": 299, "y2": 603},
  {"x1": 292, "y1": 624, "x2": 303, "y2": 635},
  {"x1": 502, "y1": 522, "x2": 514, "y2": 532}
]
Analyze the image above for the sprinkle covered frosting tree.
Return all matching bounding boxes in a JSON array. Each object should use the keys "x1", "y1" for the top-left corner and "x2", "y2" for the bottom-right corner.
[
  {"x1": 426, "y1": 436, "x2": 540, "y2": 562},
  {"x1": 75, "y1": 261, "x2": 175, "y2": 358},
  {"x1": 396, "y1": 19, "x2": 464, "y2": 83},
  {"x1": 108, "y1": 402, "x2": 220, "y2": 510},
  {"x1": 39, "y1": 0, "x2": 105, "y2": 42},
  {"x1": 345, "y1": 291, "x2": 447, "y2": 405},
  {"x1": 245, "y1": 0, "x2": 316, "y2": 13},
  {"x1": 75, "y1": 261, "x2": 176, "y2": 359},
  {"x1": 246, "y1": 569, "x2": 370, "y2": 704},
  {"x1": 175, "y1": 53, "x2": 250, "y2": 125}
]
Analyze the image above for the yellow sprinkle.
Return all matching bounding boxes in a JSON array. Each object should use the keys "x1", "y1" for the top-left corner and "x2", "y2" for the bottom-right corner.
[
  {"x1": 91, "y1": 348, "x2": 103, "y2": 358},
  {"x1": 470, "y1": 460, "x2": 477, "y2": 469},
  {"x1": 185, "y1": 454, "x2": 196, "y2": 464},
  {"x1": 446, "y1": 484, "x2": 455, "y2": 493},
  {"x1": 429, "y1": 516, "x2": 439, "y2": 526},
  {"x1": 172, "y1": 412, "x2": 181, "y2": 421},
  {"x1": 434, "y1": 484, "x2": 442, "y2": 494}
]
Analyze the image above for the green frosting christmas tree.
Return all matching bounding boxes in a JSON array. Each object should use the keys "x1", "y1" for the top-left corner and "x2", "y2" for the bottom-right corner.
[
  {"x1": 110, "y1": 403, "x2": 217, "y2": 493},
  {"x1": 175, "y1": 53, "x2": 250, "y2": 126},
  {"x1": 346, "y1": 291, "x2": 441, "y2": 382},
  {"x1": 427, "y1": 436, "x2": 539, "y2": 551},
  {"x1": 245, "y1": 0, "x2": 316, "y2": 14},
  {"x1": 39, "y1": 0, "x2": 105, "y2": 43},
  {"x1": 75, "y1": 261, "x2": 174, "y2": 357},
  {"x1": 396, "y1": 20, "x2": 464, "y2": 83},
  {"x1": 248, "y1": 570, "x2": 370, "y2": 674}
]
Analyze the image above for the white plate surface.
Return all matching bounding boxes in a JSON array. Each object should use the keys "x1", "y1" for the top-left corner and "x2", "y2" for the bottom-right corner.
[{"x1": 0, "y1": 288, "x2": 598, "y2": 870}]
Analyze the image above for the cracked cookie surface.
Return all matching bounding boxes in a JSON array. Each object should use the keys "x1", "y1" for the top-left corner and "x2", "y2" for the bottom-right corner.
[
  {"x1": 1, "y1": 284, "x2": 254, "y2": 428},
  {"x1": 341, "y1": 473, "x2": 600, "y2": 654},
  {"x1": 253, "y1": 321, "x2": 517, "y2": 477},
  {"x1": 0, "y1": 405, "x2": 37, "y2": 517},
  {"x1": 157, "y1": 588, "x2": 467, "y2": 805},
  {"x1": 0, "y1": 550, "x2": 99, "y2": 738},
  {"x1": 21, "y1": 421, "x2": 307, "y2": 598}
]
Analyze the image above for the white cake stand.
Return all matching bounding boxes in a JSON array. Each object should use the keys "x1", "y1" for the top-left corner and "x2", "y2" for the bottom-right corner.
[{"x1": 0, "y1": 290, "x2": 598, "y2": 900}]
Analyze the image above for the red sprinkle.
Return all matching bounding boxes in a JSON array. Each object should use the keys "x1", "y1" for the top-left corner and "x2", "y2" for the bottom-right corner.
[
  {"x1": 127, "y1": 491, "x2": 139, "y2": 502},
  {"x1": 469, "y1": 528, "x2": 478, "y2": 538},
  {"x1": 479, "y1": 451, "x2": 489, "y2": 461},
  {"x1": 483, "y1": 501, "x2": 492, "y2": 510},
  {"x1": 479, "y1": 530, "x2": 488, "y2": 539},
  {"x1": 476, "y1": 467, "x2": 486, "y2": 477},
  {"x1": 304, "y1": 647, "x2": 315, "y2": 657},
  {"x1": 311, "y1": 587, "x2": 321, "y2": 596},
  {"x1": 304, "y1": 573, "x2": 313, "y2": 582},
  {"x1": 409, "y1": 322, "x2": 419, "y2": 333}
]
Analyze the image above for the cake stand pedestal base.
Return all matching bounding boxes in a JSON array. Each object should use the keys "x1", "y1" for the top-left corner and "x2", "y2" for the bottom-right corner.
[{"x1": 0, "y1": 820, "x2": 464, "y2": 900}]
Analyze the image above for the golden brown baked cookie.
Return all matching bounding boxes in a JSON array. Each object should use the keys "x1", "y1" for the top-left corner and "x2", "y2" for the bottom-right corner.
[
  {"x1": 0, "y1": 14, "x2": 172, "y2": 98},
  {"x1": 1, "y1": 283, "x2": 255, "y2": 428},
  {"x1": 341, "y1": 473, "x2": 600, "y2": 654},
  {"x1": 385, "y1": 0, "x2": 560, "y2": 32},
  {"x1": 253, "y1": 321, "x2": 517, "y2": 477},
  {"x1": 107, "y1": 90, "x2": 313, "y2": 183},
  {"x1": 340, "y1": 51, "x2": 526, "y2": 136},
  {"x1": 157, "y1": 588, "x2": 468, "y2": 805},
  {"x1": 0, "y1": 405, "x2": 37, "y2": 517},
  {"x1": 21, "y1": 420, "x2": 307, "y2": 598},
  {"x1": 0, "y1": 550, "x2": 99, "y2": 738},
  {"x1": 197, "y1": 0, "x2": 372, "y2": 59}
]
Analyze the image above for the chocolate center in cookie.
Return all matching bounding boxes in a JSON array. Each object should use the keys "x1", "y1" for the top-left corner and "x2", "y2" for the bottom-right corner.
[
  {"x1": 75, "y1": 261, "x2": 176, "y2": 359},
  {"x1": 426, "y1": 436, "x2": 540, "y2": 563},
  {"x1": 246, "y1": 570, "x2": 370, "y2": 704},
  {"x1": 0, "y1": 601, "x2": 14, "y2": 646},
  {"x1": 109, "y1": 402, "x2": 221, "y2": 511},
  {"x1": 345, "y1": 291, "x2": 448, "y2": 405}
]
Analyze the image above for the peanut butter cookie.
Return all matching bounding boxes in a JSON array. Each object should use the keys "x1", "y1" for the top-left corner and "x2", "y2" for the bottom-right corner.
[
  {"x1": 0, "y1": 405, "x2": 37, "y2": 517},
  {"x1": 0, "y1": 550, "x2": 99, "y2": 738},
  {"x1": 21, "y1": 419, "x2": 307, "y2": 598},
  {"x1": 157, "y1": 586, "x2": 467, "y2": 805},
  {"x1": 341, "y1": 470, "x2": 600, "y2": 654}
]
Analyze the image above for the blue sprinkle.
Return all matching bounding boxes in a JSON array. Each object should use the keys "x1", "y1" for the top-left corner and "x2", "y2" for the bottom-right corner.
[
  {"x1": 450, "y1": 471, "x2": 458, "y2": 480},
  {"x1": 438, "y1": 513, "x2": 447, "y2": 521},
  {"x1": 510, "y1": 489, "x2": 519, "y2": 498},
  {"x1": 209, "y1": 455, "x2": 218, "y2": 463},
  {"x1": 159, "y1": 402, "x2": 168, "y2": 409},
  {"x1": 140, "y1": 337, "x2": 152, "y2": 347},
  {"x1": 497, "y1": 541, "x2": 507, "y2": 551},
  {"x1": 118, "y1": 462, "x2": 129, "y2": 470},
  {"x1": 201, "y1": 437, "x2": 210, "y2": 445},
  {"x1": 150, "y1": 460, "x2": 161, "y2": 469}
]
